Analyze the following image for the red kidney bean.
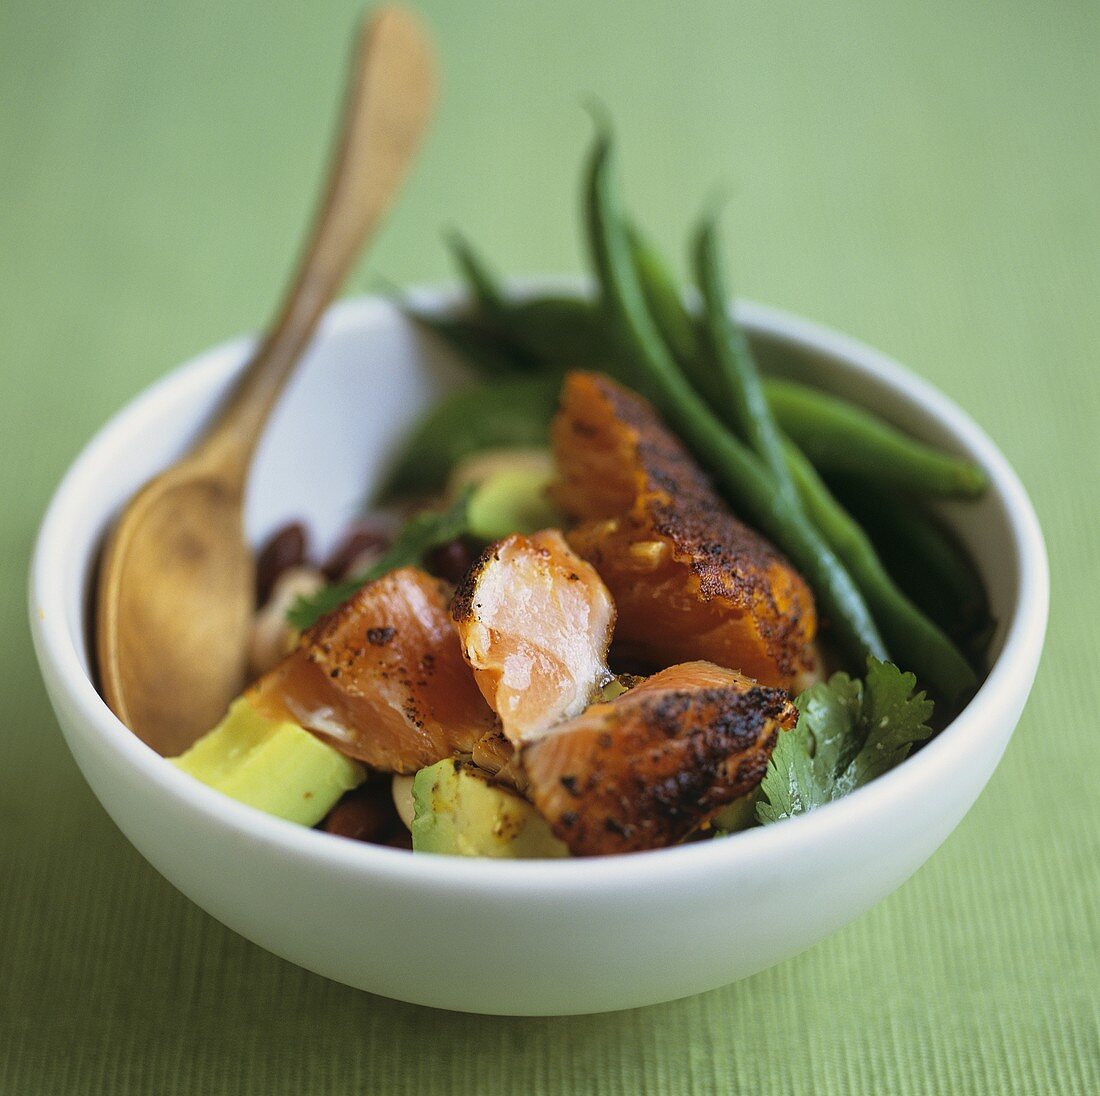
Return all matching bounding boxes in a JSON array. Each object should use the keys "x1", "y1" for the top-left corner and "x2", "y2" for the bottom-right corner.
[
  {"x1": 323, "y1": 521, "x2": 392, "y2": 581},
  {"x1": 322, "y1": 780, "x2": 406, "y2": 846},
  {"x1": 425, "y1": 536, "x2": 479, "y2": 585},
  {"x1": 255, "y1": 522, "x2": 309, "y2": 605},
  {"x1": 385, "y1": 829, "x2": 414, "y2": 851}
]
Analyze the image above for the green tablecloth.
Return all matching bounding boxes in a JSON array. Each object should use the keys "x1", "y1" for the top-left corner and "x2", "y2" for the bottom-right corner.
[{"x1": 3, "y1": 0, "x2": 1096, "y2": 1090}]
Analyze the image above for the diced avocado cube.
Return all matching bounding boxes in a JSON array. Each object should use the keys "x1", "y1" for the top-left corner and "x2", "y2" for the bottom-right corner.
[
  {"x1": 411, "y1": 759, "x2": 568, "y2": 858},
  {"x1": 466, "y1": 466, "x2": 563, "y2": 541},
  {"x1": 711, "y1": 791, "x2": 759, "y2": 835},
  {"x1": 170, "y1": 697, "x2": 365, "y2": 827},
  {"x1": 448, "y1": 447, "x2": 554, "y2": 494}
]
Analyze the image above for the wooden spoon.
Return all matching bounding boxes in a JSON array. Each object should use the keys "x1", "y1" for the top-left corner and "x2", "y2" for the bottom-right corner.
[{"x1": 96, "y1": 7, "x2": 437, "y2": 756}]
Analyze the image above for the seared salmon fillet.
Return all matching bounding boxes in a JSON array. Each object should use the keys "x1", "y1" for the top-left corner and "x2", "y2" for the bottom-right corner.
[
  {"x1": 522, "y1": 660, "x2": 796, "y2": 856},
  {"x1": 551, "y1": 371, "x2": 816, "y2": 689},
  {"x1": 249, "y1": 567, "x2": 497, "y2": 772},
  {"x1": 452, "y1": 530, "x2": 616, "y2": 744}
]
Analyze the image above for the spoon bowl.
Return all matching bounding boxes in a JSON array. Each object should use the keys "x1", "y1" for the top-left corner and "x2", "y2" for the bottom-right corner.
[{"x1": 97, "y1": 466, "x2": 252, "y2": 756}]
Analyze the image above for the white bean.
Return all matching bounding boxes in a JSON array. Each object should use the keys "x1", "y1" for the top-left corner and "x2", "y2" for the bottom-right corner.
[{"x1": 248, "y1": 566, "x2": 325, "y2": 678}]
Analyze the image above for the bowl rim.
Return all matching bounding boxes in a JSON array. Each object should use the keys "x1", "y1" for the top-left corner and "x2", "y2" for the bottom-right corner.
[{"x1": 28, "y1": 290, "x2": 1049, "y2": 894}]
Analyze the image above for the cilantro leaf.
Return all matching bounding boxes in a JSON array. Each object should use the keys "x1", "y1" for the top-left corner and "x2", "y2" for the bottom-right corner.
[
  {"x1": 799, "y1": 669, "x2": 863, "y2": 797},
  {"x1": 754, "y1": 721, "x2": 821, "y2": 824},
  {"x1": 287, "y1": 488, "x2": 475, "y2": 631},
  {"x1": 848, "y1": 659, "x2": 934, "y2": 789},
  {"x1": 756, "y1": 659, "x2": 934, "y2": 824}
]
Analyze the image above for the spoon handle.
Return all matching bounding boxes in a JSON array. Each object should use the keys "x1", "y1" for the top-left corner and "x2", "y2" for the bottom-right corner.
[{"x1": 198, "y1": 6, "x2": 436, "y2": 475}]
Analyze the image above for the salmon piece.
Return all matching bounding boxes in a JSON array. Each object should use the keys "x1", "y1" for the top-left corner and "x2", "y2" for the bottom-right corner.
[
  {"x1": 249, "y1": 567, "x2": 497, "y2": 772},
  {"x1": 522, "y1": 661, "x2": 796, "y2": 856},
  {"x1": 551, "y1": 371, "x2": 816, "y2": 689},
  {"x1": 452, "y1": 530, "x2": 616, "y2": 744},
  {"x1": 470, "y1": 729, "x2": 527, "y2": 792}
]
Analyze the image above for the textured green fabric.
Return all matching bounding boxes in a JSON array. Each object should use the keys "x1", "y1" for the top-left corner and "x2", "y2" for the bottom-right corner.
[{"x1": 3, "y1": 0, "x2": 1097, "y2": 1091}]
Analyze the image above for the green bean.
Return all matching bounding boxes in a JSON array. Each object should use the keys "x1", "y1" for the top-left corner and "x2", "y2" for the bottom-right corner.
[
  {"x1": 583, "y1": 126, "x2": 886, "y2": 668},
  {"x1": 627, "y1": 222, "x2": 737, "y2": 412},
  {"x1": 626, "y1": 223, "x2": 702, "y2": 369},
  {"x1": 403, "y1": 307, "x2": 541, "y2": 378},
  {"x1": 765, "y1": 377, "x2": 988, "y2": 499},
  {"x1": 445, "y1": 230, "x2": 510, "y2": 318},
  {"x1": 375, "y1": 375, "x2": 563, "y2": 503},
  {"x1": 782, "y1": 439, "x2": 978, "y2": 702},
  {"x1": 501, "y1": 296, "x2": 626, "y2": 371},
  {"x1": 832, "y1": 478, "x2": 992, "y2": 646},
  {"x1": 444, "y1": 229, "x2": 630, "y2": 373},
  {"x1": 693, "y1": 211, "x2": 795, "y2": 500}
]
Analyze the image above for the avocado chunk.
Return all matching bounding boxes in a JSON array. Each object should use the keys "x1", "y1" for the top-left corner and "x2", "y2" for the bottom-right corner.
[
  {"x1": 171, "y1": 697, "x2": 365, "y2": 826},
  {"x1": 465, "y1": 465, "x2": 563, "y2": 541},
  {"x1": 411, "y1": 759, "x2": 568, "y2": 858},
  {"x1": 711, "y1": 791, "x2": 758, "y2": 835},
  {"x1": 448, "y1": 446, "x2": 555, "y2": 494}
]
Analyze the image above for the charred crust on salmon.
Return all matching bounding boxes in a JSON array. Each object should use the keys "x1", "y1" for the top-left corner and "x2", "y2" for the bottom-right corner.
[
  {"x1": 450, "y1": 543, "x2": 494, "y2": 624},
  {"x1": 551, "y1": 371, "x2": 817, "y2": 688},
  {"x1": 521, "y1": 661, "x2": 797, "y2": 856}
]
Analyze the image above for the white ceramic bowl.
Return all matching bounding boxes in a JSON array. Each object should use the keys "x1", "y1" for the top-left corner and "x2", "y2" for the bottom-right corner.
[{"x1": 29, "y1": 290, "x2": 1048, "y2": 1015}]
